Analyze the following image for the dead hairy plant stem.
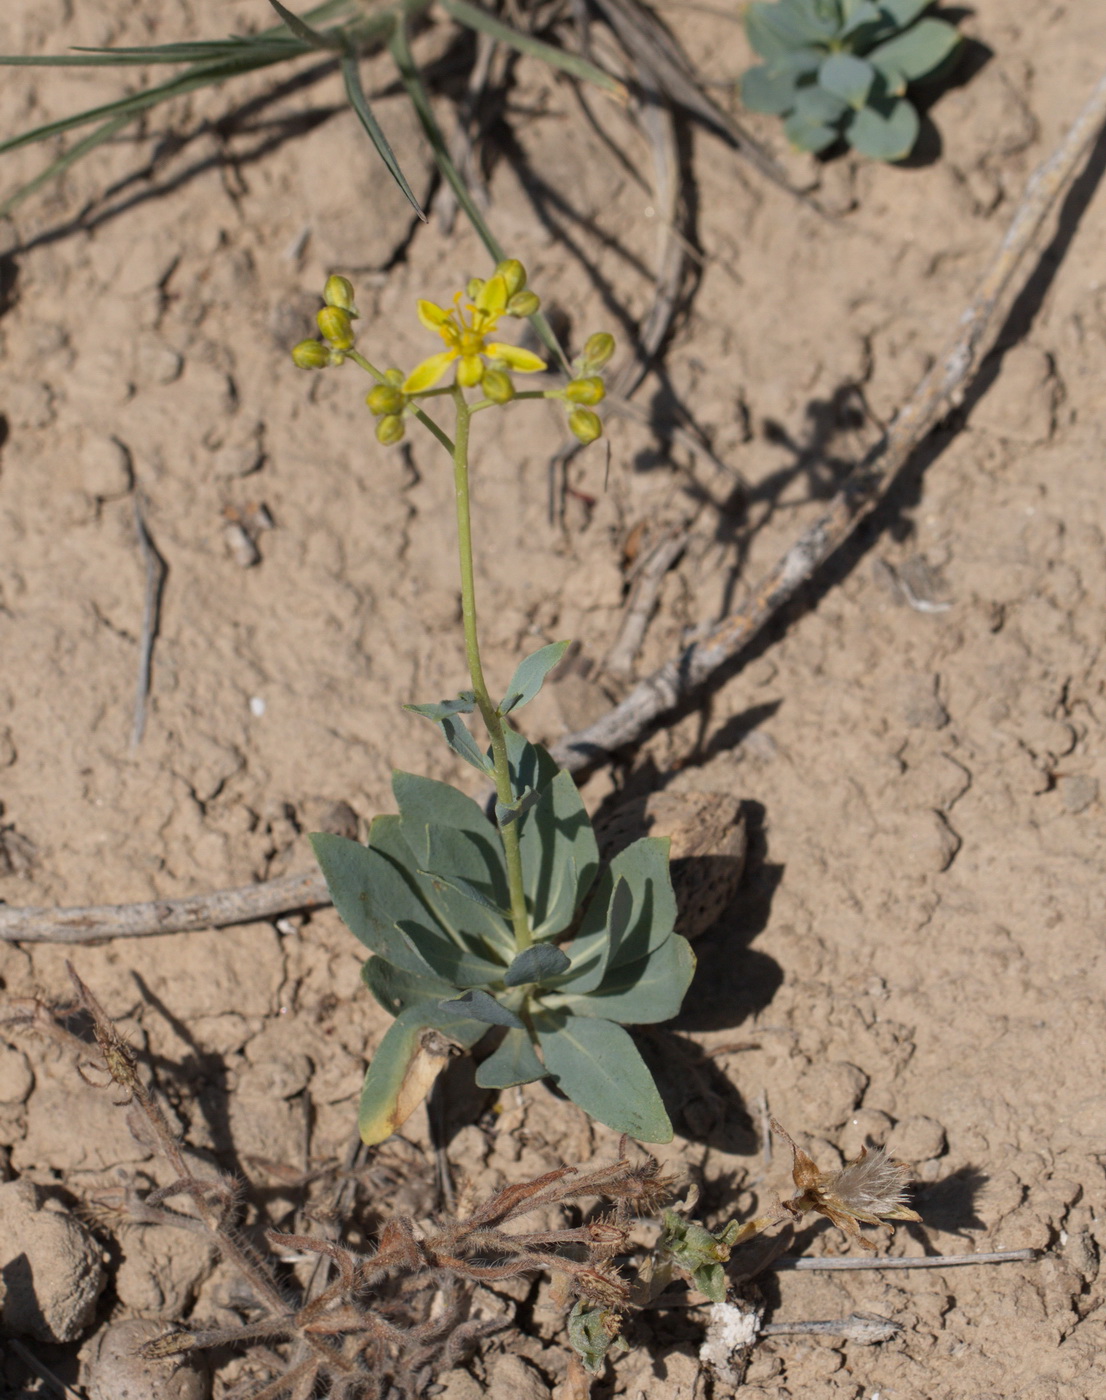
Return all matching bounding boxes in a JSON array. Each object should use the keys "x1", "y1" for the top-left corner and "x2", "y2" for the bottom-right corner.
[{"x1": 2, "y1": 69, "x2": 1106, "y2": 942}]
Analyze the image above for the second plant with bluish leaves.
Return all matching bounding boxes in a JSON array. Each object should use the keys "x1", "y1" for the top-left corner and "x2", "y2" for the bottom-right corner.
[{"x1": 740, "y1": 0, "x2": 962, "y2": 161}]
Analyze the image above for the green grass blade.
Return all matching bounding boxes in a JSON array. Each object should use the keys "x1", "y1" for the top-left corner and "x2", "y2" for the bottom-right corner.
[
  {"x1": 387, "y1": 19, "x2": 569, "y2": 372},
  {"x1": 0, "y1": 40, "x2": 304, "y2": 66},
  {"x1": 341, "y1": 50, "x2": 427, "y2": 220},
  {"x1": 0, "y1": 52, "x2": 306, "y2": 157},
  {"x1": 439, "y1": 0, "x2": 627, "y2": 101},
  {"x1": 0, "y1": 111, "x2": 132, "y2": 216},
  {"x1": 266, "y1": 0, "x2": 345, "y2": 50}
]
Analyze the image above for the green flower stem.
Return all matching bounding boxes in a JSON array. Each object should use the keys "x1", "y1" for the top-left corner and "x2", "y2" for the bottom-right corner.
[
  {"x1": 347, "y1": 349, "x2": 455, "y2": 454},
  {"x1": 450, "y1": 387, "x2": 532, "y2": 952}
]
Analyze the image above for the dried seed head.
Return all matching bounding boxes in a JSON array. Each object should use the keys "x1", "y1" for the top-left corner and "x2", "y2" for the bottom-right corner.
[
  {"x1": 574, "y1": 1265, "x2": 631, "y2": 1310},
  {"x1": 772, "y1": 1119, "x2": 921, "y2": 1250}
]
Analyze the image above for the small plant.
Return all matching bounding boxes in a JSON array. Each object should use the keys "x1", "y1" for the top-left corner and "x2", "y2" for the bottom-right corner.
[
  {"x1": 739, "y1": 0, "x2": 962, "y2": 161},
  {"x1": 295, "y1": 266, "x2": 695, "y2": 1146}
]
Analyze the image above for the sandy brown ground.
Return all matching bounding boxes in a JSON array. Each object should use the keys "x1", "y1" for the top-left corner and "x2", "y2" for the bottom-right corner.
[{"x1": 1, "y1": 0, "x2": 1105, "y2": 1395}]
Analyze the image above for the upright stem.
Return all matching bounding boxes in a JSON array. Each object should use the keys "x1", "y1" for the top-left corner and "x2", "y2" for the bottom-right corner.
[{"x1": 451, "y1": 389, "x2": 532, "y2": 952}]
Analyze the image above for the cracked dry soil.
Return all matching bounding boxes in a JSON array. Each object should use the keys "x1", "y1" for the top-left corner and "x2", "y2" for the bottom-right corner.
[{"x1": 1, "y1": 0, "x2": 1105, "y2": 1396}]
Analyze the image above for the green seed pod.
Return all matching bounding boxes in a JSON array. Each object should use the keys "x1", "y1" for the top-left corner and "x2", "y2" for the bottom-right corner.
[
  {"x1": 483, "y1": 369, "x2": 515, "y2": 403},
  {"x1": 506, "y1": 290, "x2": 541, "y2": 318},
  {"x1": 466, "y1": 277, "x2": 486, "y2": 302},
  {"x1": 323, "y1": 274, "x2": 357, "y2": 315},
  {"x1": 495, "y1": 259, "x2": 527, "y2": 297},
  {"x1": 366, "y1": 384, "x2": 406, "y2": 416},
  {"x1": 376, "y1": 413, "x2": 406, "y2": 445},
  {"x1": 291, "y1": 338, "x2": 331, "y2": 370},
  {"x1": 317, "y1": 305, "x2": 355, "y2": 350},
  {"x1": 568, "y1": 408, "x2": 603, "y2": 444},
  {"x1": 582, "y1": 332, "x2": 616, "y2": 370},
  {"x1": 565, "y1": 375, "x2": 606, "y2": 406}
]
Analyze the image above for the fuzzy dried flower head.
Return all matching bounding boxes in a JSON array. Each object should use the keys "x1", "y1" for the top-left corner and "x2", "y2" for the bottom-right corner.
[{"x1": 773, "y1": 1118, "x2": 921, "y2": 1251}]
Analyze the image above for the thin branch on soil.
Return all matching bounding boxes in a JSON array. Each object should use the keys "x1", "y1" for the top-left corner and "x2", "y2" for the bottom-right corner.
[
  {"x1": 5, "y1": 1336, "x2": 85, "y2": 1400},
  {"x1": 130, "y1": 489, "x2": 167, "y2": 749},
  {"x1": 759, "y1": 1313, "x2": 902, "y2": 1342},
  {"x1": 549, "y1": 64, "x2": 1106, "y2": 772},
  {"x1": 4, "y1": 72, "x2": 1106, "y2": 943},
  {"x1": 602, "y1": 525, "x2": 691, "y2": 681},
  {"x1": 0, "y1": 867, "x2": 330, "y2": 942},
  {"x1": 771, "y1": 1248, "x2": 1039, "y2": 1272}
]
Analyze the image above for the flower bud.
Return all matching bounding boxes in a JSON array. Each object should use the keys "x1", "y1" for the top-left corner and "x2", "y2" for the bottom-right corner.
[
  {"x1": 323, "y1": 274, "x2": 357, "y2": 315},
  {"x1": 482, "y1": 369, "x2": 515, "y2": 403},
  {"x1": 366, "y1": 384, "x2": 406, "y2": 416},
  {"x1": 384, "y1": 368, "x2": 405, "y2": 387},
  {"x1": 376, "y1": 414, "x2": 406, "y2": 445},
  {"x1": 495, "y1": 258, "x2": 527, "y2": 297},
  {"x1": 466, "y1": 277, "x2": 486, "y2": 302},
  {"x1": 565, "y1": 375, "x2": 605, "y2": 406},
  {"x1": 582, "y1": 331, "x2": 615, "y2": 371},
  {"x1": 291, "y1": 338, "x2": 330, "y2": 370},
  {"x1": 506, "y1": 290, "x2": 541, "y2": 318},
  {"x1": 317, "y1": 305, "x2": 355, "y2": 350},
  {"x1": 568, "y1": 408, "x2": 603, "y2": 444}
]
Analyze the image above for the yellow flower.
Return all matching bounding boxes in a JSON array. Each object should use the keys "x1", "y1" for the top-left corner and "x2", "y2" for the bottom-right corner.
[{"x1": 403, "y1": 273, "x2": 546, "y2": 394}]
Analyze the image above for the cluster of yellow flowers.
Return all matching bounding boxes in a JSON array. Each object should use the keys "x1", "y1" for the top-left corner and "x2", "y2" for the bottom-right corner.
[{"x1": 292, "y1": 261, "x2": 614, "y2": 447}]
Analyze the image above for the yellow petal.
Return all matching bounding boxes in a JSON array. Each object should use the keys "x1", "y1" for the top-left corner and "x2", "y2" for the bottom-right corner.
[
  {"x1": 403, "y1": 350, "x2": 456, "y2": 393},
  {"x1": 488, "y1": 343, "x2": 546, "y2": 373},
  {"x1": 416, "y1": 299, "x2": 450, "y2": 331},
  {"x1": 476, "y1": 274, "x2": 508, "y2": 315},
  {"x1": 457, "y1": 353, "x2": 484, "y2": 388}
]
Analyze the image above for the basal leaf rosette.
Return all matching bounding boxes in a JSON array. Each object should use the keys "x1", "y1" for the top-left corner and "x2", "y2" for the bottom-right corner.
[
  {"x1": 740, "y1": 0, "x2": 962, "y2": 161},
  {"x1": 311, "y1": 736, "x2": 694, "y2": 1146}
]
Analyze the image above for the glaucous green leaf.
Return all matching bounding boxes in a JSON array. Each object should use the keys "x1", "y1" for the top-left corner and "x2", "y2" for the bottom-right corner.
[
  {"x1": 499, "y1": 640, "x2": 570, "y2": 716},
  {"x1": 504, "y1": 943, "x2": 572, "y2": 987},
  {"x1": 475, "y1": 1027, "x2": 547, "y2": 1088},
  {"x1": 839, "y1": 0, "x2": 883, "y2": 37},
  {"x1": 745, "y1": 1, "x2": 827, "y2": 59},
  {"x1": 358, "y1": 1001, "x2": 486, "y2": 1145},
  {"x1": 783, "y1": 108, "x2": 841, "y2": 152},
  {"x1": 867, "y1": 17, "x2": 960, "y2": 81},
  {"x1": 389, "y1": 774, "x2": 514, "y2": 955},
  {"x1": 310, "y1": 832, "x2": 441, "y2": 977},
  {"x1": 518, "y1": 769, "x2": 600, "y2": 940},
  {"x1": 440, "y1": 713, "x2": 495, "y2": 775},
  {"x1": 846, "y1": 96, "x2": 919, "y2": 159},
  {"x1": 787, "y1": 0, "x2": 845, "y2": 43},
  {"x1": 404, "y1": 694, "x2": 476, "y2": 722},
  {"x1": 819, "y1": 51, "x2": 875, "y2": 108},
  {"x1": 740, "y1": 64, "x2": 801, "y2": 115},
  {"x1": 793, "y1": 82, "x2": 849, "y2": 123},
  {"x1": 501, "y1": 730, "x2": 560, "y2": 800},
  {"x1": 362, "y1": 955, "x2": 457, "y2": 1016},
  {"x1": 879, "y1": 0, "x2": 931, "y2": 29},
  {"x1": 534, "y1": 1012, "x2": 672, "y2": 1142},
  {"x1": 369, "y1": 815, "x2": 512, "y2": 980},
  {"x1": 553, "y1": 932, "x2": 695, "y2": 1025},
  {"x1": 558, "y1": 837, "x2": 677, "y2": 992},
  {"x1": 392, "y1": 774, "x2": 503, "y2": 880},
  {"x1": 495, "y1": 788, "x2": 541, "y2": 829},
  {"x1": 438, "y1": 989, "x2": 525, "y2": 1029},
  {"x1": 423, "y1": 826, "x2": 510, "y2": 916}
]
